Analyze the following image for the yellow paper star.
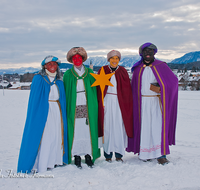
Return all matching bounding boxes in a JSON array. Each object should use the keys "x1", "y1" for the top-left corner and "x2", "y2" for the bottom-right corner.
[{"x1": 90, "y1": 67, "x2": 114, "y2": 106}]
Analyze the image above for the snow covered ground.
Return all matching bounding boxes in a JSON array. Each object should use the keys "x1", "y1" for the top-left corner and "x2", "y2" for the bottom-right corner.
[{"x1": 0, "y1": 90, "x2": 200, "y2": 190}]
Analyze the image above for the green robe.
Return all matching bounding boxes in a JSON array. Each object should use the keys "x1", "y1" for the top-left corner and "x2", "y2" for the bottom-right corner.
[{"x1": 63, "y1": 65, "x2": 100, "y2": 163}]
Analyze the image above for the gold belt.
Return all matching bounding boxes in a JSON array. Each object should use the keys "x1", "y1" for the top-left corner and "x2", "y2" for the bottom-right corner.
[
  {"x1": 142, "y1": 95, "x2": 160, "y2": 97},
  {"x1": 48, "y1": 100, "x2": 59, "y2": 102},
  {"x1": 142, "y1": 95, "x2": 162, "y2": 112}
]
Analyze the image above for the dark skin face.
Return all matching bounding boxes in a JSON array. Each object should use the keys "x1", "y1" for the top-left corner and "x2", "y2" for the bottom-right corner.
[{"x1": 142, "y1": 48, "x2": 155, "y2": 63}]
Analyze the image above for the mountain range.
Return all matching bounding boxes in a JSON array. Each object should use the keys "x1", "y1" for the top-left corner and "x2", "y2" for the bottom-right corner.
[
  {"x1": 1, "y1": 51, "x2": 200, "y2": 74},
  {"x1": 170, "y1": 51, "x2": 200, "y2": 64}
]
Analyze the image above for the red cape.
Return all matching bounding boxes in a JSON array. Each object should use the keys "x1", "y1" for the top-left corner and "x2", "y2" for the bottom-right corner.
[{"x1": 97, "y1": 65, "x2": 133, "y2": 138}]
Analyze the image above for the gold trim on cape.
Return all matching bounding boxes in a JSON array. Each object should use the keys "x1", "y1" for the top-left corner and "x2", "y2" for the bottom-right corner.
[{"x1": 153, "y1": 66, "x2": 166, "y2": 155}]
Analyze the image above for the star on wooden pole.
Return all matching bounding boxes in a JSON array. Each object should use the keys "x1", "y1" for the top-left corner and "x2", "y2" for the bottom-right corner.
[{"x1": 90, "y1": 67, "x2": 114, "y2": 107}]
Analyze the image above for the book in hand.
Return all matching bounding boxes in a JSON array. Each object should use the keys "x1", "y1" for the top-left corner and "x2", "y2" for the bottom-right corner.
[{"x1": 150, "y1": 83, "x2": 160, "y2": 93}]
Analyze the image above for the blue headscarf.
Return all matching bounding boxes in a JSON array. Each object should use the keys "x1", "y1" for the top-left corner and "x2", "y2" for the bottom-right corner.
[{"x1": 41, "y1": 55, "x2": 61, "y2": 66}]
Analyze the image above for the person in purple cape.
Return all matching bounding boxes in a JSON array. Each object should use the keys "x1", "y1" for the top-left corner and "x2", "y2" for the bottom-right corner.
[{"x1": 126, "y1": 42, "x2": 178, "y2": 165}]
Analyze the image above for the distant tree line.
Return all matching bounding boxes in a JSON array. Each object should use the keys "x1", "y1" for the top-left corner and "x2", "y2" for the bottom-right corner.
[
  {"x1": 20, "y1": 72, "x2": 35, "y2": 82},
  {"x1": 168, "y1": 61, "x2": 200, "y2": 71},
  {"x1": 1, "y1": 73, "x2": 35, "y2": 83}
]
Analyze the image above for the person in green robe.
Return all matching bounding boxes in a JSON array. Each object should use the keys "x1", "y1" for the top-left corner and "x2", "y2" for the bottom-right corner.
[{"x1": 63, "y1": 47, "x2": 100, "y2": 169}]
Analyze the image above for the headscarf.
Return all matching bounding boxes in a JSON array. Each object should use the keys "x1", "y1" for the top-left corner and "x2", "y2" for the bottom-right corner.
[
  {"x1": 67, "y1": 47, "x2": 87, "y2": 63},
  {"x1": 139, "y1": 42, "x2": 157, "y2": 56},
  {"x1": 41, "y1": 55, "x2": 61, "y2": 66},
  {"x1": 131, "y1": 42, "x2": 158, "y2": 72},
  {"x1": 107, "y1": 50, "x2": 121, "y2": 61}
]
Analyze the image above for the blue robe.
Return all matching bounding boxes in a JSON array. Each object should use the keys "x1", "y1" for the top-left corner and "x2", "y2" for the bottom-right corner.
[{"x1": 17, "y1": 74, "x2": 68, "y2": 173}]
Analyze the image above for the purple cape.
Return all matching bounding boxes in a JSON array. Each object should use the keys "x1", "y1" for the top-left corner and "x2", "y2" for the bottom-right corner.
[{"x1": 126, "y1": 59, "x2": 178, "y2": 155}]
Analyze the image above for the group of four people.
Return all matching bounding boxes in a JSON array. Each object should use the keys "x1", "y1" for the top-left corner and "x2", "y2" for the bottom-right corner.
[{"x1": 17, "y1": 42, "x2": 178, "y2": 173}]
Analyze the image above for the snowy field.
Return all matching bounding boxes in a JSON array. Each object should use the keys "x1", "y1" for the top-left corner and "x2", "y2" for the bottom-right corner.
[{"x1": 0, "y1": 89, "x2": 200, "y2": 190}]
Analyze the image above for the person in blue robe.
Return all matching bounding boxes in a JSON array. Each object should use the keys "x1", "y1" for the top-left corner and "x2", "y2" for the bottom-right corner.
[{"x1": 17, "y1": 55, "x2": 68, "y2": 173}]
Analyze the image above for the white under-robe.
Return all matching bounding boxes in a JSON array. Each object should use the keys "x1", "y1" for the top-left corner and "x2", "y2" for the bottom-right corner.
[
  {"x1": 99, "y1": 74, "x2": 128, "y2": 156},
  {"x1": 33, "y1": 76, "x2": 63, "y2": 173},
  {"x1": 139, "y1": 66, "x2": 162, "y2": 160},
  {"x1": 71, "y1": 66, "x2": 92, "y2": 157}
]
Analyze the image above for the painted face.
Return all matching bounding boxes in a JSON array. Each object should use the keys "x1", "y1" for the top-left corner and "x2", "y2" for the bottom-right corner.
[
  {"x1": 109, "y1": 56, "x2": 120, "y2": 68},
  {"x1": 45, "y1": 61, "x2": 58, "y2": 73},
  {"x1": 142, "y1": 48, "x2": 155, "y2": 62},
  {"x1": 72, "y1": 54, "x2": 83, "y2": 67}
]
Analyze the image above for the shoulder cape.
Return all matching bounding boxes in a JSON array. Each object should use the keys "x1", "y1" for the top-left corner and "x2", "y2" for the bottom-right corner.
[
  {"x1": 17, "y1": 74, "x2": 68, "y2": 173},
  {"x1": 63, "y1": 65, "x2": 100, "y2": 164},
  {"x1": 126, "y1": 59, "x2": 178, "y2": 155},
  {"x1": 97, "y1": 65, "x2": 133, "y2": 138}
]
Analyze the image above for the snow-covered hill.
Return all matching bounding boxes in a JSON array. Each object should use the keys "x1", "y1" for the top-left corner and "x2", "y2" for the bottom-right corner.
[
  {"x1": 171, "y1": 51, "x2": 200, "y2": 64},
  {"x1": 84, "y1": 55, "x2": 141, "y2": 67},
  {"x1": 0, "y1": 67, "x2": 41, "y2": 75},
  {"x1": 84, "y1": 57, "x2": 108, "y2": 67}
]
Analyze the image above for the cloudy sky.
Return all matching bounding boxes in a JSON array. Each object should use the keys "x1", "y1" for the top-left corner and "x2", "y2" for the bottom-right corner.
[{"x1": 0, "y1": 0, "x2": 200, "y2": 69}]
